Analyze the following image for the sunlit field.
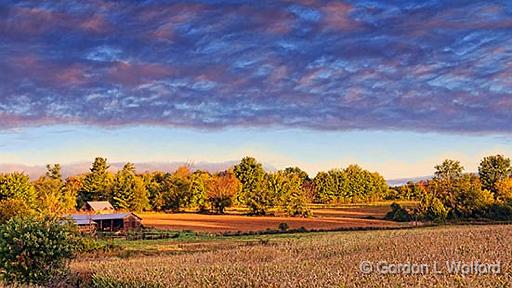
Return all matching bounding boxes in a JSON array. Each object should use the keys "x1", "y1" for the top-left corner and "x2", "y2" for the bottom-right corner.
[
  {"x1": 138, "y1": 201, "x2": 417, "y2": 233},
  {"x1": 73, "y1": 225, "x2": 512, "y2": 287}
]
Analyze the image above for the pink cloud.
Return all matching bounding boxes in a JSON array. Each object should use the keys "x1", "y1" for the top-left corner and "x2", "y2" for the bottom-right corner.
[{"x1": 320, "y1": 2, "x2": 360, "y2": 31}]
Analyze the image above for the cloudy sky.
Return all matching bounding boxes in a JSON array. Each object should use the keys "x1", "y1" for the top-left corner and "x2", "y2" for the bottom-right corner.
[{"x1": 1, "y1": 0, "x2": 512, "y2": 179}]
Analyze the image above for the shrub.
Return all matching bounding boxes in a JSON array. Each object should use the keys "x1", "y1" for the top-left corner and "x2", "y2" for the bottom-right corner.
[
  {"x1": 0, "y1": 215, "x2": 81, "y2": 286},
  {"x1": 278, "y1": 222, "x2": 289, "y2": 231},
  {"x1": 0, "y1": 198, "x2": 34, "y2": 224},
  {"x1": 385, "y1": 203, "x2": 412, "y2": 222}
]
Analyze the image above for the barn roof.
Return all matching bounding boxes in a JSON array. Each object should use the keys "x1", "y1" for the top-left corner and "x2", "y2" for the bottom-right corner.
[
  {"x1": 86, "y1": 201, "x2": 114, "y2": 211},
  {"x1": 70, "y1": 212, "x2": 141, "y2": 222}
]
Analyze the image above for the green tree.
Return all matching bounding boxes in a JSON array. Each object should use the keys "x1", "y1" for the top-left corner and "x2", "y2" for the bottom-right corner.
[
  {"x1": 111, "y1": 163, "x2": 149, "y2": 212},
  {"x1": 478, "y1": 155, "x2": 511, "y2": 193},
  {"x1": 0, "y1": 172, "x2": 36, "y2": 208},
  {"x1": 190, "y1": 171, "x2": 211, "y2": 211},
  {"x1": 434, "y1": 159, "x2": 464, "y2": 181},
  {"x1": 283, "y1": 167, "x2": 310, "y2": 182},
  {"x1": 79, "y1": 157, "x2": 113, "y2": 204},
  {"x1": 313, "y1": 171, "x2": 337, "y2": 203},
  {"x1": 0, "y1": 215, "x2": 80, "y2": 286},
  {"x1": 143, "y1": 171, "x2": 166, "y2": 211},
  {"x1": 233, "y1": 157, "x2": 269, "y2": 214},
  {"x1": 161, "y1": 166, "x2": 193, "y2": 211}
]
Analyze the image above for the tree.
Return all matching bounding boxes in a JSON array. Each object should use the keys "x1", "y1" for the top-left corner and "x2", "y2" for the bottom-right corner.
[
  {"x1": 0, "y1": 215, "x2": 80, "y2": 286},
  {"x1": 206, "y1": 171, "x2": 240, "y2": 214},
  {"x1": 313, "y1": 171, "x2": 337, "y2": 203},
  {"x1": 33, "y1": 163, "x2": 76, "y2": 216},
  {"x1": 161, "y1": 166, "x2": 193, "y2": 211},
  {"x1": 45, "y1": 164, "x2": 62, "y2": 180},
  {"x1": 0, "y1": 172, "x2": 36, "y2": 208},
  {"x1": 495, "y1": 177, "x2": 512, "y2": 203},
  {"x1": 434, "y1": 159, "x2": 464, "y2": 181},
  {"x1": 143, "y1": 172, "x2": 166, "y2": 211},
  {"x1": 79, "y1": 157, "x2": 113, "y2": 204},
  {"x1": 478, "y1": 155, "x2": 511, "y2": 193},
  {"x1": 233, "y1": 157, "x2": 269, "y2": 214},
  {"x1": 283, "y1": 167, "x2": 310, "y2": 182},
  {"x1": 111, "y1": 163, "x2": 149, "y2": 212},
  {"x1": 190, "y1": 171, "x2": 211, "y2": 211}
]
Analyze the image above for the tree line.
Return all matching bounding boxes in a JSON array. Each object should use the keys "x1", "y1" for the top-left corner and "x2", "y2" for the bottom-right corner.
[
  {"x1": 0, "y1": 156, "x2": 391, "y2": 219},
  {"x1": 386, "y1": 155, "x2": 512, "y2": 222}
]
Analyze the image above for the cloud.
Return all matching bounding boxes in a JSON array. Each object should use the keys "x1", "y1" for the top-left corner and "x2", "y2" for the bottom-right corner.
[{"x1": 0, "y1": 0, "x2": 512, "y2": 133}]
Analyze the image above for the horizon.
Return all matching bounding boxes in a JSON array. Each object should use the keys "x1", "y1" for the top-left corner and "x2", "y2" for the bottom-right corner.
[{"x1": 1, "y1": 1, "x2": 512, "y2": 180}]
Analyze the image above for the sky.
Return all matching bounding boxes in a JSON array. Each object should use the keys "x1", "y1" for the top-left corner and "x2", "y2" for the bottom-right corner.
[{"x1": 1, "y1": 0, "x2": 512, "y2": 179}]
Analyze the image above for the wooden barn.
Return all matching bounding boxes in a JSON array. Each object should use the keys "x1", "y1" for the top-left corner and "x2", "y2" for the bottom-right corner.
[{"x1": 70, "y1": 213, "x2": 142, "y2": 232}]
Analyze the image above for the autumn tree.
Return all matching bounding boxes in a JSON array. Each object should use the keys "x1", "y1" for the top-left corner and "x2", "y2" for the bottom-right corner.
[
  {"x1": 495, "y1": 177, "x2": 512, "y2": 203},
  {"x1": 478, "y1": 155, "x2": 511, "y2": 193},
  {"x1": 206, "y1": 171, "x2": 240, "y2": 214},
  {"x1": 79, "y1": 157, "x2": 113, "y2": 204},
  {"x1": 0, "y1": 172, "x2": 36, "y2": 208}
]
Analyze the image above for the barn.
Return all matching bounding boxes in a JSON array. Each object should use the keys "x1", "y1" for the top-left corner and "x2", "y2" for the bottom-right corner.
[
  {"x1": 83, "y1": 201, "x2": 115, "y2": 214},
  {"x1": 70, "y1": 213, "x2": 142, "y2": 232}
]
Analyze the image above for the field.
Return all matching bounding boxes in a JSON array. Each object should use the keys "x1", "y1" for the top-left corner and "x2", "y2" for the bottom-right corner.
[
  {"x1": 73, "y1": 224, "x2": 512, "y2": 287},
  {"x1": 139, "y1": 201, "x2": 415, "y2": 233}
]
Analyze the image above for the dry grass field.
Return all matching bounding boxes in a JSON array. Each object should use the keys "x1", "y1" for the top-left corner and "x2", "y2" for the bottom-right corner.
[
  {"x1": 138, "y1": 201, "x2": 415, "y2": 232},
  {"x1": 139, "y1": 212, "x2": 402, "y2": 232},
  {"x1": 74, "y1": 224, "x2": 512, "y2": 287}
]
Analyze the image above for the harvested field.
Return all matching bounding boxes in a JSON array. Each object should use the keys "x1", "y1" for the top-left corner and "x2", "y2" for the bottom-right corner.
[
  {"x1": 75, "y1": 225, "x2": 512, "y2": 287},
  {"x1": 140, "y1": 212, "x2": 403, "y2": 232}
]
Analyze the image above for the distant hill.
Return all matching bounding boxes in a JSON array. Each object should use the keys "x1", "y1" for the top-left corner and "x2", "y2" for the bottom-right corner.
[{"x1": 386, "y1": 176, "x2": 432, "y2": 186}]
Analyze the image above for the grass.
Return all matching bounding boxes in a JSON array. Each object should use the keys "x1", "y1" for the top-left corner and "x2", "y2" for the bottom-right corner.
[{"x1": 73, "y1": 224, "x2": 512, "y2": 287}]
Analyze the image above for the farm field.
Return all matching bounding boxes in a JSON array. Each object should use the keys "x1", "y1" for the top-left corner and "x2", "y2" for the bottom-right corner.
[
  {"x1": 138, "y1": 201, "x2": 415, "y2": 233},
  {"x1": 74, "y1": 224, "x2": 512, "y2": 287}
]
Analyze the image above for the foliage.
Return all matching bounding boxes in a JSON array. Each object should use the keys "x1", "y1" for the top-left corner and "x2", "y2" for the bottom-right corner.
[
  {"x1": 161, "y1": 166, "x2": 193, "y2": 211},
  {"x1": 0, "y1": 199, "x2": 34, "y2": 224},
  {"x1": 434, "y1": 159, "x2": 464, "y2": 181},
  {"x1": 0, "y1": 215, "x2": 80, "y2": 286},
  {"x1": 0, "y1": 172, "x2": 36, "y2": 208},
  {"x1": 234, "y1": 157, "x2": 269, "y2": 214},
  {"x1": 206, "y1": 171, "x2": 240, "y2": 214},
  {"x1": 384, "y1": 203, "x2": 412, "y2": 222},
  {"x1": 143, "y1": 172, "x2": 166, "y2": 211},
  {"x1": 478, "y1": 154, "x2": 511, "y2": 193},
  {"x1": 190, "y1": 171, "x2": 211, "y2": 211},
  {"x1": 33, "y1": 164, "x2": 76, "y2": 215},
  {"x1": 111, "y1": 163, "x2": 149, "y2": 212},
  {"x1": 495, "y1": 177, "x2": 512, "y2": 203},
  {"x1": 79, "y1": 157, "x2": 113, "y2": 205},
  {"x1": 313, "y1": 165, "x2": 388, "y2": 204}
]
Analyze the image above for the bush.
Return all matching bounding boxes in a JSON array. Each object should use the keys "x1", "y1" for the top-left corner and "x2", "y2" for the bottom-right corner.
[
  {"x1": 0, "y1": 198, "x2": 34, "y2": 224},
  {"x1": 385, "y1": 203, "x2": 412, "y2": 222},
  {"x1": 278, "y1": 222, "x2": 289, "y2": 231},
  {"x1": 0, "y1": 215, "x2": 81, "y2": 286}
]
